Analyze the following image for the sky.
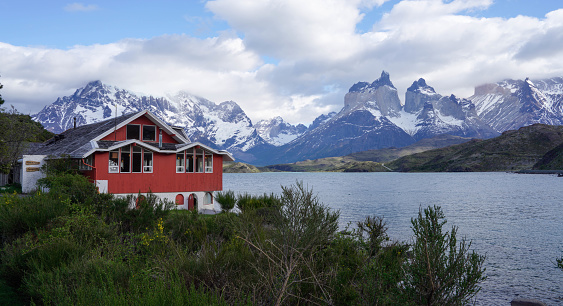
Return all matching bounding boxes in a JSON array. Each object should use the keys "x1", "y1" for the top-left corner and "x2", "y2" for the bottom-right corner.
[{"x1": 1, "y1": 0, "x2": 563, "y2": 125}]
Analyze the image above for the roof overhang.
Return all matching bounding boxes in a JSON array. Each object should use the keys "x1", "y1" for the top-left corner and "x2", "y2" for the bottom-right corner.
[{"x1": 82, "y1": 140, "x2": 235, "y2": 162}]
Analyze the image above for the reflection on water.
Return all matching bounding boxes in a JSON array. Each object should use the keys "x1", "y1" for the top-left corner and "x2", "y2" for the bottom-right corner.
[{"x1": 224, "y1": 172, "x2": 563, "y2": 305}]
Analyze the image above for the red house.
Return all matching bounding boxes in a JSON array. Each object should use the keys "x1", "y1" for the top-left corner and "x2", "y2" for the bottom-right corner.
[{"x1": 22, "y1": 110, "x2": 234, "y2": 211}]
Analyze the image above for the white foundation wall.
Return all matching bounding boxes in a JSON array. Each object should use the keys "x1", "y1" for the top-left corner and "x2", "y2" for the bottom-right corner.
[
  {"x1": 21, "y1": 155, "x2": 47, "y2": 193},
  {"x1": 111, "y1": 191, "x2": 220, "y2": 213}
]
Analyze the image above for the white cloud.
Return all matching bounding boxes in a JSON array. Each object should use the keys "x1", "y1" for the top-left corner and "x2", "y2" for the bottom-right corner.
[
  {"x1": 64, "y1": 3, "x2": 99, "y2": 12},
  {"x1": 2, "y1": 0, "x2": 563, "y2": 126}
]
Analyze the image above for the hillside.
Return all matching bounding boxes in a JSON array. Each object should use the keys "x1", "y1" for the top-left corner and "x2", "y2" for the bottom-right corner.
[
  {"x1": 262, "y1": 134, "x2": 472, "y2": 172},
  {"x1": 387, "y1": 124, "x2": 563, "y2": 172}
]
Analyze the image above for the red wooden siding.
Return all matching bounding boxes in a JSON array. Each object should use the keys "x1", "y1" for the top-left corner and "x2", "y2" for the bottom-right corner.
[
  {"x1": 87, "y1": 151, "x2": 224, "y2": 194},
  {"x1": 100, "y1": 116, "x2": 179, "y2": 144}
]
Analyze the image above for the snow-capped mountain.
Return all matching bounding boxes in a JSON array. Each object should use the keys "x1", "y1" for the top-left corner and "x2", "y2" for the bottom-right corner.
[
  {"x1": 470, "y1": 77, "x2": 563, "y2": 132},
  {"x1": 396, "y1": 78, "x2": 498, "y2": 140},
  {"x1": 32, "y1": 81, "x2": 269, "y2": 158},
  {"x1": 252, "y1": 71, "x2": 501, "y2": 165},
  {"x1": 251, "y1": 71, "x2": 416, "y2": 165},
  {"x1": 32, "y1": 74, "x2": 563, "y2": 166},
  {"x1": 254, "y1": 116, "x2": 307, "y2": 146}
]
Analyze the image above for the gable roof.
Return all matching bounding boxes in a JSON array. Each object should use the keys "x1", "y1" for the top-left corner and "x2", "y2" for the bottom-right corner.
[
  {"x1": 30, "y1": 112, "x2": 138, "y2": 158},
  {"x1": 28, "y1": 110, "x2": 234, "y2": 161}
]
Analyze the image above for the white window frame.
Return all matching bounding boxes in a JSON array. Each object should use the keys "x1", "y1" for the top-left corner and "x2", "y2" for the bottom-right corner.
[
  {"x1": 143, "y1": 150, "x2": 153, "y2": 173},
  {"x1": 205, "y1": 153, "x2": 213, "y2": 173},
  {"x1": 176, "y1": 152, "x2": 185, "y2": 173},
  {"x1": 195, "y1": 148, "x2": 204, "y2": 173},
  {"x1": 109, "y1": 150, "x2": 120, "y2": 173}
]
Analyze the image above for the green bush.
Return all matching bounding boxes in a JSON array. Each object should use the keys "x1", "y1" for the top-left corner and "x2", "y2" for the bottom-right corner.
[
  {"x1": 38, "y1": 173, "x2": 99, "y2": 205},
  {"x1": 236, "y1": 182, "x2": 340, "y2": 305},
  {"x1": 0, "y1": 191, "x2": 72, "y2": 243},
  {"x1": 0, "y1": 184, "x2": 21, "y2": 194},
  {"x1": 1, "y1": 209, "x2": 116, "y2": 290},
  {"x1": 236, "y1": 192, "x2": 281, "y2": 213},
  {"x1": 215, "y1": 190, "x2": 236, "y2": 212},
  {"x1": 405, "y1": 205, "x2": 486, "y2": 305},
  {"x1": 0, "y1": 170, "x2": 488, "y2": 305}
]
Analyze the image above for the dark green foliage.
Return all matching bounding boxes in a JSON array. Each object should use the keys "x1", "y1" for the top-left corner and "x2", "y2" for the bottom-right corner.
[
  {"x1": 0, "y1": 191, "x2": 72, "y2": 244},
  {"x1": 236, "y1": 192, "x2": 280, "y2": 212},
  {"x1": 557, "y1": 256, "x2": 563, "y2": 270},
  {"x1": 0, "y1": 107, "x2": 54, "y2": 174},
  {"x1": 215, "y1": 190, "x2": 236, "y2": 212},
  {"x1": 0, "y1": 170, "x2": 487, "y2": 305},
  {"x1": 38, "y1": 172, "x2": 99, "y2": 205},
  {"x1": 405, "y1": 206, "x2": 486, "y2": 305},
  {"x1": 389, "y1": 124, "x2": 563, "y2": 172},
  {"x1": 0, "y1": 184, "x2": 21, "y2": 194},
  {"x1": 235, "y1": 182, "x2": 340, "y2": 305}
]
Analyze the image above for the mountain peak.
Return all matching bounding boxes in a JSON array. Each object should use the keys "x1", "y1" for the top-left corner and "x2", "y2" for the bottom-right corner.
[
  {"x1": 407, "y1": 78, "x2": 435, "y2": 93},
  {"x1": 371, "y1": 70, "x2": 395, "y2": 90},
  {"x1": 348, "y1": 71, "x2": 395, "y2": 93}
]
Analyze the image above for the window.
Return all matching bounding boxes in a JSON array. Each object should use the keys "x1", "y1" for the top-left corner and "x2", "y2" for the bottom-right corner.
[
  {"x1": 132, "y1": 146, "x2": 142, "y2": 173},
  {"x1": 126, "y1": 124, "x2": 140, "y2": 140},
  {"x1": 205, "y1": 153, "x2": 213, "y2": 173},
  {"x1": 176, "y1": 152, "x2": 185, "y2": 173},
  {"x1": 204, "y1": 192, "x2": 213, "y2": 205},
  {"x1": 186, "y1": 151, "x2": 194, "y2": 173},
  {"x1": 143, "y1": 150, "x2": 153, "y2": 173},
  {"x1": 79, "y1": 154, "x2": 94, "y2": 171},
  {"x1": 109, "y1": 146, "x2": 153, "y2": 173},
  {"x1": 109, "y1": 150, "x2": 119, "y2": 173},
  {"x1": 143, "y1": 125, "x2": 156, "y2": 141},
  {"x1": 195, "y1": 148, "x2": 204, "y2": 173},
  {"x1": 121, "y1": 146, "x2": 131, "y2": 173}
]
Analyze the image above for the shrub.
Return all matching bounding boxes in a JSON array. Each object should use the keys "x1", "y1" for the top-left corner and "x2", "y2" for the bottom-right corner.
[
  {"x1": 215, "y1": 190, "x2": 236, "y2": 212},
  {"x1": 236, "y1": 192, "x2": 281, "y2": 213},
  {"x1": 236, "y1": 181, "x2": 339, "y2": 305},
  {"x1": 405, "y1": 205, "x2": 486, "y2": 305},
  {"x1": 37, "y1": 172, "x2": 99, "y2": 205},
  {"x1": 0, "y1": 191, "x2": 72, "y2": 243}
]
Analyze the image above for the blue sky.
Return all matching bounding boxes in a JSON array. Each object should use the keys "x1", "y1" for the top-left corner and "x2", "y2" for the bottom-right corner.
[{"x1": 1, "y1": 0, "x2": 562, "y2": 124}]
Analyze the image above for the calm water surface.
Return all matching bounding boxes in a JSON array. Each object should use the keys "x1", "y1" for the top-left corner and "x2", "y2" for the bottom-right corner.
[{"x1": 224, "y1": 172, "x2": 563, "y2": 305}]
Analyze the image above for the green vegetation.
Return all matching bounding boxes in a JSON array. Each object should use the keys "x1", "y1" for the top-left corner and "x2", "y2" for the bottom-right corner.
[
  {"x1": 223, "y1": 162, "x2": 261, "y2": 173},
  {"x1": 0, "y1": 107, "x2": 54, "y2": 175},
  {"x1": 388, "y1": 124, "x2": 563, "y2": 172},
  {"x1": 0, "y1": 184, "x2": 21, "y2": 194},
  {"x1": 0, "y1": 168, "x2": 486, "y2": 304},
  {"x1": 215, "y1": 190, "x2": 236, "y2": 212}
]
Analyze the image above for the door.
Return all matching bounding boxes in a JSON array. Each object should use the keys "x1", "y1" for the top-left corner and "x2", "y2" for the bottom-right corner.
[{"x1": 188, "y1": 194, "x2": 197, "y2": 211}]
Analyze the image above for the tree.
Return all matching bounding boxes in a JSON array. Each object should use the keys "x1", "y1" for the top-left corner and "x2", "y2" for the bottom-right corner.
[
  {"x1": 236, "y1": 182, "x2": 340, "y2": 305},
  {"x1": 0, "y1": 106, "x2": 53, "y2": 176},
  {"x1": 405, "y1": 205, "x2": 486, "y2": 305}
]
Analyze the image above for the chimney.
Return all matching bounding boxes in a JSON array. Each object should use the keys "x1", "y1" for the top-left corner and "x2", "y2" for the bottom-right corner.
[
  {"x1": 159, "y1": 130, "x2": 162, "y2": 148},
  {"x1": 73, "y1": 117, "x2": 77, "y2": 129}
]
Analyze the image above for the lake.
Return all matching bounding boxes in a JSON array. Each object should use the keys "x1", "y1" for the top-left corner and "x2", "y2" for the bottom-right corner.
[{"x1": 224, "y1": 172, "x2": 563, "y2": 305}]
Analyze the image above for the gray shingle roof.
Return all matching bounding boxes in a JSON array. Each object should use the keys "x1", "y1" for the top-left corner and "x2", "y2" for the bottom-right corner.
[{"x1": 29, "y1": 112, "x2": 138, "y2": 158}]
